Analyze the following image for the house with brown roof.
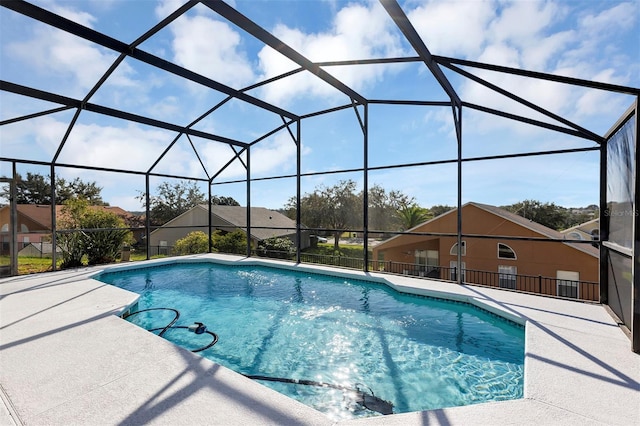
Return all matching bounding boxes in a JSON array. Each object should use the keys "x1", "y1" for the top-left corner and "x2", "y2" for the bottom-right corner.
[
  {"x1": 562, "y1": 218, "x2": 599, "y2": 242},
  {"x1": 148, "y1": 204, "x2": 310, "y2": 252},
  {"x1": 0, "y1": 204, "x2": 140, "y2": 254},
  {"x1": 372, "y1": 202, "x2": 599, "y2": 301}
]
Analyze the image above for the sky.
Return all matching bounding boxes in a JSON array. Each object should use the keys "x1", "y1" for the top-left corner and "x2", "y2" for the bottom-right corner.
[{"x1": 1, "y1": 0, "x2": 639, "y2": 212}]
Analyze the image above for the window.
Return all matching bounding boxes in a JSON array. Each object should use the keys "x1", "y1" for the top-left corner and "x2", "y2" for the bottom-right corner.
[
  {"x1": 159, "y1": 240, "x2": 168, "y2": 255},
  {"x1": 497, "y1": 243, "x2": 516, "y2": 259},
  {"x1": 557, "y1": 271, "x2": 579, "y2": 299},
  {"x1": 449, "y1": 261, "x2": 465, "y2": 281},
  {"x1": 567, "y1": 232, "x2": 583, "y2": 240},
  {"x1": 449, "y1": 241, "x2": 466, "y2": 256},
  {"x1": 498, "y1": 265, "x2": 517, "y2": 289},
  {"x1": 415, "y1": 249, "x2": 438, "y2": 266},
  {"x1": 415, "y1": 249, "x2": 439, "y2": 277}
]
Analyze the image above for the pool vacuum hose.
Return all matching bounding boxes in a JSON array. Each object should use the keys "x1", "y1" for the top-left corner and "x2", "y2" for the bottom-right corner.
[
  {"x1": 123, "y1": 308, "x2": 393, "y2": 415},
  {"x1": 244, "y1": 375, "x2": 394, "y2": 415},
  {"x1": 123, "y1": 307, "x2": 218, "y2": 352}
]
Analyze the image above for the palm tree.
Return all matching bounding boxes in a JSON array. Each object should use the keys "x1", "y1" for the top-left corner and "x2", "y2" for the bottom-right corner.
[{"x1": 396, "y1": 204, "x2": 431, "y2": 230}]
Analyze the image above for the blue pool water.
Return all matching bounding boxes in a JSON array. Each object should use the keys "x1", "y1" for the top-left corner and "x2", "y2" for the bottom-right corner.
[{"x1": 97, "y1": 261, "x2": 525, "y2": 420}]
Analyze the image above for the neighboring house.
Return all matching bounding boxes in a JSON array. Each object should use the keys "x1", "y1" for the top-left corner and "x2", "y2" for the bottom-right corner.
[
  {"x1": 562, "y1": 218, "x2": 599, "y2": 242},
  {"x1": 149, "y1": 204, "x2": 310, "y2": 250},
  {"x1": 0, "y1": 204, "x2": 141, "y2": 255},
  {"x1": 18, "y1": 242, "x2": 61, "y2": 257},
  {"x1": 372, "y1": 202, "x2": 599, "y2": 301}
]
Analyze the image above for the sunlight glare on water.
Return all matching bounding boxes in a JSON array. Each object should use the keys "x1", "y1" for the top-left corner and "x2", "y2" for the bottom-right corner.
[{"x1": 98, "y1": 262, "x2": 525, "y2": 421}]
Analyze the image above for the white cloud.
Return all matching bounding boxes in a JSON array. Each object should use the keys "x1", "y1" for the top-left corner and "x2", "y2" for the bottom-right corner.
[
  {"x1": 257, "y1": 2, "x2": 406, "y2": 105},
  {"x1": 579, "y1": 2, "x2": 636, "y2": 34},
  {"x1": 521, "y1": 30, "x2": 575, "y2": 71},
  {"x1": 573, "y1": 69, "x2": 631, "y2": 119},
  {"x1": 8, "y1": 30, "x2": 120, "y2": 94},
  {"x1": 7, "y1": 2, "x2": 138, "y2": 97},
  {"x1": 49, "y1": 3, "x2": 97, "y2": 27},
  {"x1": 487, "y1": 1, "x2": 563, "y2": 48},
  {"x1": 407, "y1": 0, "x2": 637, "y2": 135},
  {"x1": 162, "y1": 8, "x2": 255, "y2": 89},
  {"x1": 198, "y1": 143, "x2": 246, "y2": 179},
  {"x1": 57, "y1": 122, "x2": 177, "y2": 172},
  {"x1": 251, "y1": 132, "x2": 298, "y2": 175},
  {"x1": 155, "y1": 0, "x2": 186, "y2": 20},
  {"x1": 0, "y1": 115, "x2": 68, "y2": 161},
  {"x1": 192, "y1": 131, "x2": 299, "y2": 181},
  {"x1": 408, "y1": 0, "x2": 495, "y2": 57}
]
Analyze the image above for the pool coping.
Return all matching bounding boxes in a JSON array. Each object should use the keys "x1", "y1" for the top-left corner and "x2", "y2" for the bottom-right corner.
[{"x1": 1, "y1": 253, "x2": 638, "y2": 425}]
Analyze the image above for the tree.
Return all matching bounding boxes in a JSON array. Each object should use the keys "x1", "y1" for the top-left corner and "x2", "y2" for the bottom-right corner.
[
  {"x1": 57, "y1": 199, "x2": 89, "y2": 268},
  {"x1": 429, "y1": 205, "x2": 455, "y2": 217},
  {"x1": 502, "y1": 200, "x2": 570, "y2": 230},
  {"x1": 212, "y1": 230, "x2": 247, "y2": 255},
  {"x1": 56, "y1": 198, "x2": 131, "y2": 268},
  {"x1": 15, "y1": 172, "x2": 50, "y2": 204},
  {"x1": 396, "y1": 204, "x2": 431, "y2": 230},
  {"x1": 173, "y1": 231, "x2": 210, "y2": 255},
  {"x1": 285, "y1": 180, "x2": 361, "y2": 250},
  {"x1": 61, "y1": 177, "x2": 105, "y2": 204},
  {"x1": 367, "y1": 184, "x2": 412, "y2": 232},
  {"x1": 285, "y1": 181, "x2": 418, "y2": 248},
  {"x1": 137, "y1": 181, "x2": 240, "y2": 225},
  {"x1": 257, "y1": 237, "x2": 296, "y2": 259},
  {"x1": 138, "y1": 181, "x2": 206, "y2": 225},
  {"x1": 81, "y1": 208, "x2": 132, "y2": 265},
  {"x1": 211, "y1": 195, "x2": 239, "y2": 206},
  {"x1": 3, "y1": 172, "x2": 105, "y2": 205}
]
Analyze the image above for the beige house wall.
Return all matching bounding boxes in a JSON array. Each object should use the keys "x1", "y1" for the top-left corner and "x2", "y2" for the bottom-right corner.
[
  {"x1": 150, "y1": 208, "x2": 221, "y2": 248},
  {"x1": 373, "y1": 204, "x2": 598, "y2": 298},
  {"x1": 149, "y1": 207, "x2": 307, "y2": 249}
]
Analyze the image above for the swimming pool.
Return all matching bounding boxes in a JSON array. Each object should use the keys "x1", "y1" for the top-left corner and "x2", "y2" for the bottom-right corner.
[{"x1": 96, "y1": 260, "x2": 525, "y2": 420}]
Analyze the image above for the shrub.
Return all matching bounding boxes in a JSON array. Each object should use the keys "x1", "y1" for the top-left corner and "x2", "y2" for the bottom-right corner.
[
  {"x1": 57, "y1": 230, "x2": 85, "y2": 269},
  {"x1": 57, "y1": 198, "x2": 132, "y2": 268},
  {"x1": 82, "y1": 209, "x2": 131, "y2": 265},
  {"x1": 57, "y1": 198, "x2": 88, "y2": 268},
  {"x1": 257, "y1": 237, "x2": 295, "y2": 259},
  {"x1": 212, "y1": 230, "x2": 247, "y2": 255},
  {"x1": 174, "y1": 231, "x2": 210, "y2": 255}
]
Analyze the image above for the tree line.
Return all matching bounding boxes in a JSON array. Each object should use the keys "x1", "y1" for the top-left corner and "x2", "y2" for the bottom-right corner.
[
  {"x1": 1, "y1": 172, "x2": 106, "y2": 205},
  {"x1": 4, "y1": 173, "x2": 596, "y2": 236}
]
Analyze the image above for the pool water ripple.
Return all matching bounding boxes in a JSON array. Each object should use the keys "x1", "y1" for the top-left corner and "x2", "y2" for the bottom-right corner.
[{"x1": 98, "y1": 262, "x2": 524, "y2": 420}]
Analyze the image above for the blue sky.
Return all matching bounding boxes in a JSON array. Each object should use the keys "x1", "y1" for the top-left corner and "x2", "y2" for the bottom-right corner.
[{"x1": 1, "y1": 0, "x2": 638, "y2": 211}]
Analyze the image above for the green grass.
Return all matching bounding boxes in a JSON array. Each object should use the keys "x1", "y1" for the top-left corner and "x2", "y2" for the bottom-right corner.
[
  {"x1": 3, "y1": 244, "x2": 364, "y2": 276},
  {"x1": 0, "y1": 256, "x2": 61, "y2": 275},
  {"x1": 304, "y1": 243, "x2": 368, "y2": 258},
  {"x1": 2, "y1": 252, "x2": 159, "y2": 275}
]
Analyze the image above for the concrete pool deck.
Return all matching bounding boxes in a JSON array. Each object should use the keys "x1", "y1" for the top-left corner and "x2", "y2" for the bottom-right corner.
[{"x1": 1, "y1": 254, "x2": 638, "y2": 425}]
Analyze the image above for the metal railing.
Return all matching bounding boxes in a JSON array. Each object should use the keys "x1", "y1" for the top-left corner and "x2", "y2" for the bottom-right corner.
[
  {"x1": 124, "y1": 248, "x2": 601, "y2": 302},
  {"x1": 303, "y1": 254, "x2": 599, "y2": 302},
  {"x1": 299, "y1": 252, "x2": 366, "y2": 269}
]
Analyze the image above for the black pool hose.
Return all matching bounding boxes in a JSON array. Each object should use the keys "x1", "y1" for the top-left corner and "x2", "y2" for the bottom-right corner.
[
  {"x1": 148, "y1": 325, "x2": 219, "y2": 352},
  {"x1": 123, "y1": 307, "x2": 180, "y2": 337},
  {"x1": 123, "y1": 308, "x2": 392, "y2": 415},
  {"x1": 124, "y1": 308, "x2": 217, "y2": 351},
  {"x1": 244, "y1": 375, "x2": 394, "y2": 415}
]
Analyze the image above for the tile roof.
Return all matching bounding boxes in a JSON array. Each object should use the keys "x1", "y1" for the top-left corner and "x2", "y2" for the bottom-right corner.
[
  {"x1": 378, "y1": 202, "x2": 598, "y2": 258},
  {"x1": 197, "y1": 205, "x2": 298, "y2": 241},
  {"x1": 12, "y1": 204, "x2": 134, "y2": 230}
]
